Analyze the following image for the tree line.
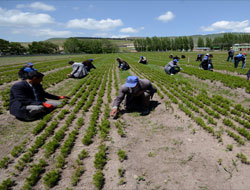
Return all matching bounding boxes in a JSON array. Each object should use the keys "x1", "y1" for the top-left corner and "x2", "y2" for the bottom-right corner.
[
  {"x1": 63, "y1": 38, "x2": 119, "y2": 54},
  {"x1": 0, "y1": 38, "x2": 119, "y2": 56},
  {"x1": 0, "y1": 39, "x2": 59, "y2": 55},
  {"x1": 198, "y1": 33, "x2": 250, "y2": 50},
  {"x1": 135, "y1": 33, "x2": 250, "y2": 52},
  {"x1": 133, "y1": 36, "x2": 194, "y2": 52},
  {"x1": 1, "y1": 33, "x2": 250, "y2": 55}
]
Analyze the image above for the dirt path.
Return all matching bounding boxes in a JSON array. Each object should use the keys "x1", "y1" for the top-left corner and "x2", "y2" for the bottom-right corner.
[{"x1": 102, "y1": 93, "x2": 250, "y2": 190}]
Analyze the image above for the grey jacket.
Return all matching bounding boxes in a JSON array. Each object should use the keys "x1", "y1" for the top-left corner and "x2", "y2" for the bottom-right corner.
[
  {"x1": 164, "y1": 61, "x2": 175, "y2": 73},
  {"x1": 113, "y1": 79, "x2": 157, "y2": 108},
  {"x1": 70, "y1": 62, "x2": 88, "y2": 78}
]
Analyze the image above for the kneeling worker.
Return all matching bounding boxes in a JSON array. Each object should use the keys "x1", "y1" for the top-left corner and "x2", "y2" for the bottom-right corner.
[
  {"x1": 164, "y1": 59, "x2": 182, "y2": 75},
  {"x1": 9, "y1": 71, "x2": 69, "y2": 121},
  {"x1": 138, "y1": 56, "x2": 147, "y2": 64},
  {"x1": 68, "y1": 61, "x2": 88, "y2": 78},
  {"x1": 110, "y1": 76, "x2": 157, "y2": 118}
]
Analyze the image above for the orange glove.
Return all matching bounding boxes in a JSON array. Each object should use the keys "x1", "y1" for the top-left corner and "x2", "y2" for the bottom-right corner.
[
  {"x1": 59, "y1": 96, "x2": 69, "y2": 99},
  {"x1": 42, "y1": 102, "x2": 54, "y2": 109}
]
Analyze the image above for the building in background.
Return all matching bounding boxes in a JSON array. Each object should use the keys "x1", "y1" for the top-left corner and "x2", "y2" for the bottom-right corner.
[
  {"x1": 193, "y1": 47, "x2": 210, "y2": 51},
  {"x1": 233, "y1": 43, "x2": 250, "y2": 51}
]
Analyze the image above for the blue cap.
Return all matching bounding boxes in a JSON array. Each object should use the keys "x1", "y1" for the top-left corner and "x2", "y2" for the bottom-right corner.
[
  {"x1": 140, "y1": 56, "x2": 143, "y2": 58},
  {"x1": 27, "y1": 62, "x2": 33, "y2": 66},
  {"x1": 173, "y1": 59, "x2": 178, "y2": 63},
  {"x1": 89, "y1": 59, "x2": 93, "y2": 61},
  {"x1": 125, "y1": 76, "x2": 139, "y2": 88}
]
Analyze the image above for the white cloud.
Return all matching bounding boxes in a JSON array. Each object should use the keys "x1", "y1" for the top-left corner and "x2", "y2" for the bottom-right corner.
[
  {"x1": 120, "y1": 27, "x2": 138, "y2": 33},
  {"x1": 0, "y1": 8, "x2": 54, "y2": 27},
  {"x1": 66, "y1": 18, "x2": 123, "y2": 30},
  {"x1": 201, "y1": 20, "x2": 250, "y2": 32},
  {"x1": 16, "y1": 2, "x2": 56, "y2": 11},
  {"x1": 243, "y1": 27, "x2": 250, "y2": 33},
  {"x1": 157, "y1": 11, "x2": 175, "y2": 22},
  {"x1": 12, "y1": 28, "x2": 72, "y2": 38}
]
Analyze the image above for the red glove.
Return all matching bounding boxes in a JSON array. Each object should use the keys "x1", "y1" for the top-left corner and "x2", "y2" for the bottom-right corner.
[
  {"x1": 42, "y1": 102, "x2": 54, "y2": 109},
  {"x1": 59, "y1": 96, "x2": 69, "y2": 99}
]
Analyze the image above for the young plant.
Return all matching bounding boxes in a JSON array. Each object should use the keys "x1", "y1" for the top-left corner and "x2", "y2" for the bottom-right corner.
[{"x1": 117, "y1": 149, "x2": 127, "y2": 162}]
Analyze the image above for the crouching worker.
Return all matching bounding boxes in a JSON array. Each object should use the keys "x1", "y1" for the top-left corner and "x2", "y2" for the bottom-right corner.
[
  {"x1": 68, "y1": 61, "x2": 88, "y2": 78},
  {"x1": 196, "y1": 54, "x2": 203, "y2": 61},
  {"x1": 200, "y1": 54, "x2": 213, "y2": 71},
  {"x1": 9, "y1": 71, "x2": 69, "y2": 121},
  {"x1": 117, "y1": 58, "x2": 130, "y2": 71},
  {"x1": 110, "y1": 76, "x2": 157, "y2": 118},
  {"x1": 164, "y1": 59, "x2": 182, "y2": 75},
  {"x1": 82, "y1": 58, "x2": 96, "y2": 72},
  {"x1": 138, "y1": 56, "x2": 147, "y2": 64}
]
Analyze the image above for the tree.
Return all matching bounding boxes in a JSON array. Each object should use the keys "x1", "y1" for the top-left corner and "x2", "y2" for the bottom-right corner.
[
  {"x1": 197, "y1": 37, "x2": 204, "y2": 47},
  {"x1": 146, "y1": 37, "x2": 152, "y2": 51},
  {"x1": 183, "y1": 36, "x2": 189, "y2": 51},
  {"x1": 28, "y1": 41, "x2": 59, "y2": 54},
  {"x1": 188, "y1": 37, "x2": 194, "y2": 51},
  {"x1": 9, "y1": 42, "x2": 27, "y2": 55},
  {"x1": 63, "y1": 38, "x2": 81, "y2": 53},
  {"x1": 0, "y1": 39, "x2": 10, "y2": 55},
  {"x1": 101, "y1": 39, "x2": 118, "y2": 53},
  {"x1": 205, "y1": 37, "x2": 213, "y2": 49}
]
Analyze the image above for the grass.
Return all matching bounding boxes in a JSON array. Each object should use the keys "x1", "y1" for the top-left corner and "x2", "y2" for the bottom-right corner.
[{"x1": 118, "y1": 69, "x2": 132, "y2": 84}]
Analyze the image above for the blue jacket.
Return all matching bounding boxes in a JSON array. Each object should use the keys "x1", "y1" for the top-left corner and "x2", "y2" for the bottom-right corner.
[{"x1": 23, "y1": 67, "x2": 37, "y2": 72}]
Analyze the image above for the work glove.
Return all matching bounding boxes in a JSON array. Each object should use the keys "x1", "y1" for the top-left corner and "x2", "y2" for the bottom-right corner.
[
  {"x1": 59, "y1": 96, "x2": 69, "y2": 99},
  {"x1": 42, "y1": 102, "x2": 54, "y2": 110}
]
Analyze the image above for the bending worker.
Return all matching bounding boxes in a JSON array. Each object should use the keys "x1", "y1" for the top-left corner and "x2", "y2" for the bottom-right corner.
[
  {"x1": 234, "y1": 53, "x2": 246, "y2": 69},
  {"x1": 110, "y1": 76, "x2": 157, "y2": 117},
  {"x1": 82, "y1": 58, "x2": 96, "y2": 72},
  {"x1": 164, "y1": 59, "x2": 182, "y2": 75},
  {"x1": 200, "y1": 53, "x2": 213, "y2": 71},
  {"x1": 68, "y1": 61, "x2": 88, "y2": 78},
  {"x1": 116, "y1": 58, "x2": 130, "y2": 70},
  {"x1": 138, "y1": 56, "x2": 147, "y2": 64}
]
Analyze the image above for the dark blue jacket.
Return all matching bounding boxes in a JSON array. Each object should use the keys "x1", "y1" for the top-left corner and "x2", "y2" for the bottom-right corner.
[{"x1": 9, "y1": 80, "x2": 59, "y2": 119}]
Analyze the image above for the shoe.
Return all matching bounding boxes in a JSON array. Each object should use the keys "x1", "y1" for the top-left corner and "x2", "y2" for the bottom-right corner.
[
  {"x1": 141, "y1": 108, "x2": 150, "y2": 115},
  {"x1": 170, "y1": 73, "x2": 174, "y2": 76}
]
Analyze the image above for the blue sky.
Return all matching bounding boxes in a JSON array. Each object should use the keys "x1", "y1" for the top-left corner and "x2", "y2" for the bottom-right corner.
[{"x1": 0, "y1": 0, "x2": 250, "y2": 42}]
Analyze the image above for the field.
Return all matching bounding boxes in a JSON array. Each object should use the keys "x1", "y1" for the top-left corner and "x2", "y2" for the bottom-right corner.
[{"x1": 1, "y1": 51, "x2": 250, "y2": 190}]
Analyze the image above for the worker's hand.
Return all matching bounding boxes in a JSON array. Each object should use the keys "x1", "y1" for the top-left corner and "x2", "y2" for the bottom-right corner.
[
  {"x1": 42, "y1": 102, "x2": 54, "y2": 110},
  {"x1": 110, "y1": 108, "x2": 118, "y2": 118},
  {"x1": 59, "y1": 96, "x2": 70, "y2": 99}
]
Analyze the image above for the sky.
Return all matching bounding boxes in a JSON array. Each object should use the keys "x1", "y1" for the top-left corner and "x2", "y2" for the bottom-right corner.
[{"x1": 0, "y1": 0, "x2": 250, "y2": 42}]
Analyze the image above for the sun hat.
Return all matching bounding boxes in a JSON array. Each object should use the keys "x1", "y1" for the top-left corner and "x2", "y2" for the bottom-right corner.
[
  {"x1": 125, "y1": 76, "x2": 139, "y2": 88},
  {"x1": 27, "y1": 62, "x2": 33, "y2": 66}
]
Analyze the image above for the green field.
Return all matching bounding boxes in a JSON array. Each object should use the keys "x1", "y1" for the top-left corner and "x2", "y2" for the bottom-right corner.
[{"x1": 1, "y1": 52, "x2": 250, "y2": 190}]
